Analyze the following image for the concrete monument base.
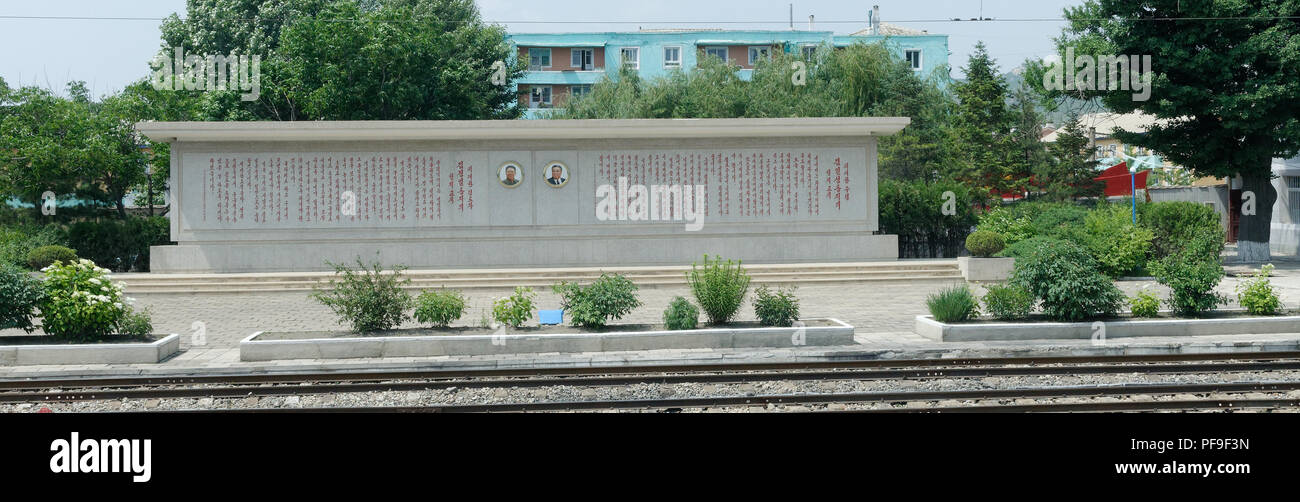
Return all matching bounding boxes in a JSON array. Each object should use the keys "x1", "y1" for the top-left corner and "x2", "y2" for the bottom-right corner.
[{"x1": 152, "y1": 229, "x2": 897, "y2": 272}]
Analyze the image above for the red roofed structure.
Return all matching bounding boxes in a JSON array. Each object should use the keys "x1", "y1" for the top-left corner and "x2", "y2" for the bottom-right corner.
[{"x1": 1094, "y1": 162, "x2": 1150, "y2": 197}]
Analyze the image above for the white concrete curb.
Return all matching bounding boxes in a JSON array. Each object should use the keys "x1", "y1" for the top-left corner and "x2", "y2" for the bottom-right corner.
[
  {"x1": 240, "y1": 319, "x2": 854, "y2": 361},
  {"x1": 915, "y1": 314, "x2": 1300, "y2": 342},
  {"x1": 0, "y1": 334, "x2": 181, "y2": 366}
]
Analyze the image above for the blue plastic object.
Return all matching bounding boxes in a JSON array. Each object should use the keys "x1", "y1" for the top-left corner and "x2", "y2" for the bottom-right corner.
[{"x1": 539, "y1": 309, "x2": 564, "y2": 325}]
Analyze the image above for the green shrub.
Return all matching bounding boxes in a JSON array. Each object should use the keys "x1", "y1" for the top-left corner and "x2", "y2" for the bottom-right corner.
[
  {"x1": 310, "y1": 257, "x2": 413, "y2": 333},
  {"x1": 1235, "y1": 264, "x2": 1282, "y2": 315},
  {"x1": 1129, "y1": 291, "x2": 1160, "y2": 318},
  {"x1": 552, "y1": 274, "x2": 642, "y2": 328},
  {"x1": 0, "y1": 224, "x2": 68, "y2": 268},
  {"x1": 965, "y1": 230, "x2": 1005, "y2": 258},
  {"x1": 926, "y1": 286, "x2": 979, "y2": 323},
  {"x1": 67, "y1": 216, "x2": 172, "y2": 272},
  {"x1": 38, "y1": 259, "x2": 129, "y2": 340},
  {"x1": 662, "y1": 296, "x2": 700, "y2": 331},
  {"x1": 753, "y1": 285, "x2": 800, "y2": 327},
  {"x1": 26, "y1": 245, "x2": 78, "y2": 270},
  {"x1": 0, "y1": 264, "x2": 45, "y2": 332},
  {"x1": 976, "y1": 207, "x2": 1034, "y2": 245},
  {"x1": 1140, "y1": 201, "x2": 1225, "y2": 260},
  {"x1": 1148, "y1": 237, "x2": 1226, "y2": 317},
  {"x1": 981, "y1": 283, "x2": 1034, "y2": 320},
  {"x1": 493, "y1": 287, "x2": 536, "y2": 328},
  {"x1": 1083, "y1": 204, "x2": 1153, "y2": 278},
  {"x1": 688, "y1": 255, "x2": 751, "y2": 324},
  {"x1": 997, "y1": 236, "x2": 1066, "y2": 259},
  {"x1": 413, "y1": 289, "x2": 467, "y2": 327},
  {"x1": 116, "y1": 306, "x2": 154, "y2": 338},
  {"x1": 1010, "y1": 239, "x2": 1124, "y2": 321},
  {"x1": 878, "y1": 179, "x2": 978, "y2": 258},
  {"x1": 1030, "y1": 204, "x2": 1090, "y2": 238}
]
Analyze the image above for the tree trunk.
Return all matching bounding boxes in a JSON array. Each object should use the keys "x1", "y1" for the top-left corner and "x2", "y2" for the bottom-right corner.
[
  {"x1": 116, "y1": 198, "x2": 128, "y2": 220},
  {"x1": 1237, "y1": 169, "x2": 1277, "y2": 263}
]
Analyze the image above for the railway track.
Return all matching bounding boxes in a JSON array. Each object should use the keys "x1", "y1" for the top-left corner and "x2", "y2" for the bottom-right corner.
[
  {"x1": 165, "y1": 381, "x2": 1300, "y2": 413},
  {"x1": 5, "y1": 351, "x2": 1300, "y2": 412}
]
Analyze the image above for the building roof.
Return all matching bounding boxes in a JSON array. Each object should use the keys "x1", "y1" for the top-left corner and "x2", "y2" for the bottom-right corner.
[
  {"x1": 1040, "y1": 112, "x2": 1169, "y2": 142},
  {"x1": 851, "y1": 23, "x2": 928, "y2": 36},
  {"x1": 136, "y1": 117, "x2": 913, "y2": 143}
]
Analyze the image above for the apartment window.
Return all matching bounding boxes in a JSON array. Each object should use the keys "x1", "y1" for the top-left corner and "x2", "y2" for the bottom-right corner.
[
  {"x1": 571, "y1": 85, "x2": 592, "y2": 100},
  {"x1": 663, "y1": 46, "x2": 682, "y2": 68},
  {"x1": 571, "y1": 49, "x2": 594, "y2": 70},
  {"x1": 748, "y1": 46, "x2": 770, "y2": 65},
  {"x1": 904, "y1": 49, "x2": 922, "y2": 71},
  {"x1": 703, "y1": 46, "x2": 728, "y2": 61},
  {"x1": 529, "y1": 86, "x2": 552, "y2": 108},
  {"x1": 528, "y1": 48, "x2": 551, "y2": 69},
  {"x1": 1287, "y1": 176, "x2": 1300, "y2": 222},
  {"x1": 620, "y1": 47, "x2": 639, "y2": 70},
  {"x1": 801, "y1": 45, "x2": 818, "y2": 59}
]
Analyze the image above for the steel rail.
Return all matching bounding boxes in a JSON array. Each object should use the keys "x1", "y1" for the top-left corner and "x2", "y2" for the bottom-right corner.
[
  {"x1": 144, "y1": 380, "x2": 1300, "y2": 413},
  {"x1": 6, "y1": 359, "x2": 1300, "y2": 404}
]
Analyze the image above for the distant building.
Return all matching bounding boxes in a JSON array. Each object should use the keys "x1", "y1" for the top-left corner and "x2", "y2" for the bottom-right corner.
[
  {"x1": 506, "y1": 8, "x2": 949, "y2": 118},
  {"x1": 1272, "y1": 155, "x2": 1300, "y2": 255}
]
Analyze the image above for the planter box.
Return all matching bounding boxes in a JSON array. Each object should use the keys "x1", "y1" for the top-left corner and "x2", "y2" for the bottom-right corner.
[
  {"x1": 240, "y1": 319, "x2": 855, "y2": 361},
  {"x1": 0, "y1": 334, "x2": 180, "y2": 366},
  {"x1": 915, "y1": 314, "x2": 1300, "y2": 342},
  {"x1": 957, "y1": 256, "x2": 1015, "y2": 282}
]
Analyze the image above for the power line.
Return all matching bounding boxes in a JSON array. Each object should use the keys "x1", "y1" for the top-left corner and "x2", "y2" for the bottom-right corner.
[{"x1": 1, "y1": 14, "x2": 1299, "y2": 24}]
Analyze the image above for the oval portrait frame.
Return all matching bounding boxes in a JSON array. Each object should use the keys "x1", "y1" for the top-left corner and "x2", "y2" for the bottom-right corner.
[
  {"x1": 541, "y1": 160, "x2": 570, "y2": 188},
  {"x1": 498, "y1": 161, "x2": 524, "y2": 188}
]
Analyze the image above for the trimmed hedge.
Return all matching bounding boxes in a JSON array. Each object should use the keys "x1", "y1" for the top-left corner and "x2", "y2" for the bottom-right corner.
[
  {"x1": 67, "y1": 216, "x2": 172, "y2": 272},
  {"x1": 26, "y1": 245, "x2": 78, "y2": 270},
  {"x1": 965, "y1": 230, "x2": 1005, "y2": 257}
]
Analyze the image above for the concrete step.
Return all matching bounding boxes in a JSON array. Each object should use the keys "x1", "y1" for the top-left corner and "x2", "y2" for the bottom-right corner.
[
  {"x1": 118, "y1": 261, "x2": 962, "y2": 294},
  {"x1": 116, "y1": 261, "x2": 958, "y2": 282}
]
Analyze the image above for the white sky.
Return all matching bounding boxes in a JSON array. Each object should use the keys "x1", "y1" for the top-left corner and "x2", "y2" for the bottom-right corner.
[{"x1": 0, "y1": 0, "x2": 1081, "y2": 99}]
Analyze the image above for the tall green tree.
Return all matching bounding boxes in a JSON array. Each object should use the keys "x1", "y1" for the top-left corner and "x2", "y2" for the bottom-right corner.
[
  {"x1": 1046, "y1": 0, "x2": 1300, "y2": 262},
  {"x1": 158, "y1": 0, "x2": 523, "y2": 120},
  {"x1": 1009, "y1": 84, "x2": 1050, "y2": 188},
  {"x1": 559, "y1": 43, "x2": 956, "y2": 182},
  {"x1": 949, "y1": 42, "x2": 1024, "y2": 201},
  {"x1": 0, "y1": 83, "x2": 151, "y2": 219},
  {"x1": 1038, "y1": 117, "x2": 1103, "y2": 201}
]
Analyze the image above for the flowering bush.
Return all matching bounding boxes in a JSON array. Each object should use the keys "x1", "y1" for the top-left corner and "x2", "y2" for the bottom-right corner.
[{"x1": 39, "y1": 259, "x2": 130, "y2": 340}]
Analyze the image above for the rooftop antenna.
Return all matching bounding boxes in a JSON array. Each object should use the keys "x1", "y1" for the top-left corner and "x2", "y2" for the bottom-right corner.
[{"x1": 789, "y1": 4, "x2": 794, "y2": 30}]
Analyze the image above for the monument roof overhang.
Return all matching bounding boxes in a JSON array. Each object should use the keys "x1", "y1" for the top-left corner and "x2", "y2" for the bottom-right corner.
[{"x1": 135, "y1": 117, "x2": 911, "y2": 143}]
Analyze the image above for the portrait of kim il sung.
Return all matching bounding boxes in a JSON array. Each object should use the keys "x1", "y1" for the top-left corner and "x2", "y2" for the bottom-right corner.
[
  {"x1": 544, "y1": 161, "x2": 569, "y2": 188},
  {"x1": 498, "y1": 161, "x2": 523, "y2": 188}
]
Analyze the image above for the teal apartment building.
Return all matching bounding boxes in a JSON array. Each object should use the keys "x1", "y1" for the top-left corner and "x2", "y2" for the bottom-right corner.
[{"x1": 506, "y1": 16, "x2": 949, "y2": 118}]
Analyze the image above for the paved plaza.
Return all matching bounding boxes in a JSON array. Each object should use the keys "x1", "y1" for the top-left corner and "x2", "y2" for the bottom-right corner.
[{"x1": 3, "y1": 260, "x2": 1299, "y2": 377}]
